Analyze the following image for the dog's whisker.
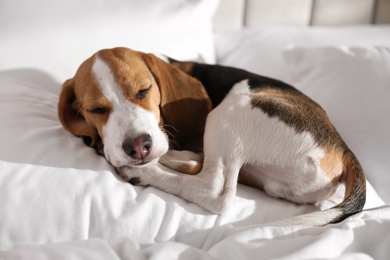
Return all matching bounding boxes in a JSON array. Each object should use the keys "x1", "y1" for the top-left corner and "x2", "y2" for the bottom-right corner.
[
  {"x1": 162, "y1": 124, "x2": 178, "y2": 134},
  {"x1": 160, "y1": 127, "x2": 179, "y2": 148}
]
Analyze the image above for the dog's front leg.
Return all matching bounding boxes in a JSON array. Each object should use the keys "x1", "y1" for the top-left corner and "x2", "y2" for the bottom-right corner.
[{"x1": 119, "y1": 158, "x2": 241, "y2": 214}]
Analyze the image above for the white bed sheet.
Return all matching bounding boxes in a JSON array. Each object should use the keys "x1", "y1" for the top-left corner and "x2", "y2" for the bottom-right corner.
[
  {"x1": 0, "y1": 160, "x2": 388, "y2": 259},
  {"x1": 3, "y1": 207, "x2": 390, "y2": 260}
]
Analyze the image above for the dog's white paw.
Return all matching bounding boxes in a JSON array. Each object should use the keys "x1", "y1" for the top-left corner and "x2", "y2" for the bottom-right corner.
[{"x1": 118, "y1": 166, "x2": 148, "y2": 186}]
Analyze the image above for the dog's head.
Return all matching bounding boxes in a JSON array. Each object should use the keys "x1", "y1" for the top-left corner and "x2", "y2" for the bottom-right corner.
[{"x1": 58, "y1": 47, "x2": 211, "y2": 168}]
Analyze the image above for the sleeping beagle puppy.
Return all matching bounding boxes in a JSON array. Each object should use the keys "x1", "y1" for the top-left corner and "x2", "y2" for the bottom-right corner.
[{"x1": 58, "y1": 47, "x2": 366, "y2": 225}]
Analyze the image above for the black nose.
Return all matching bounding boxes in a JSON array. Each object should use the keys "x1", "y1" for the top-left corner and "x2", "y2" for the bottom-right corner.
[{"x1": 122, "y1": 134, "x2": 152, "y2": 160}]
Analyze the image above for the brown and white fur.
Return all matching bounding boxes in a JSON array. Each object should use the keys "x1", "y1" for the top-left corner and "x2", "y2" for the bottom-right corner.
[{"x1": 58, "y1": 47, "x2": 366, "y2": 225}]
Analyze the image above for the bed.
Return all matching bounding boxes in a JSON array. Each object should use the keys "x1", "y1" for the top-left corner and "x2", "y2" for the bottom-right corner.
[{"x1": 1, "y1": 0, "x2": 390, "y2": 259}]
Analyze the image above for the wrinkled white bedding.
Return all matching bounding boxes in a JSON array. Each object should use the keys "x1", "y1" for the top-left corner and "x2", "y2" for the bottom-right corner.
[
  {"x1": 4, "y1": 207, "x2": 390, "y2": 260},
  {"x1": 0, "y1": 160, "x2": 388, "y2": 259},
  {"x1": 1, "y1": 0, "x2": 390, "y2": 258}
]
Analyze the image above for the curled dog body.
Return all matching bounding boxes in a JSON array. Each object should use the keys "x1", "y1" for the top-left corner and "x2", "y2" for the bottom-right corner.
[{"x1": 58, "y1": 47, "x2": 366, "y2": 225}]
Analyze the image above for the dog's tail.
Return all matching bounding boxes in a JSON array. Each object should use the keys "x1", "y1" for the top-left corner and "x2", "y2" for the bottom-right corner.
[
  {"x1": 333, "y1": 149, "x2": 366, "y2": 222},
  {"x1": 273, "y1": 149, "x2": 366, "y2": 226}
]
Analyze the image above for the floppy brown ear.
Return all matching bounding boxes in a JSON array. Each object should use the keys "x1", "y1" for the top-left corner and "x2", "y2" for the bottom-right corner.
[
  {"x1": 57, "y1": 78, "x2": 99, "y2": 147},
  {"x1": 142, "y1": 54, "x2": 212, "y2": 150}
]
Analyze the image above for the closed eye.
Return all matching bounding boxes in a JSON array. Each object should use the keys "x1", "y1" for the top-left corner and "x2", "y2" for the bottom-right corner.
[
  {"x1": 136, "y1": 85, "x2": 151, "y2": 100},
  {"x1": 87, "y1": 107, "x2": 108, "y2": 114}
]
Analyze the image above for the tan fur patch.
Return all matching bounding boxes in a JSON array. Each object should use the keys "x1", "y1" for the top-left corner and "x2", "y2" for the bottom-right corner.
[
  {"x1": 160, "y1": 159, "x2": 203, "y2": 175},
  {"x1": 169, "y1": 60, "x2": 196, "y2": 75},
  {"x1": 319, "y1": 147, "x2": 344, "y2": 185},
  {"x1": 342, "y1": 151, "x2": 366, "y2": 200},
  {"x1": 174, "y1": 161, "x2": 203, "y2": 175},
  {"x1": 238, "y1": 170, "x2": 264, "y2": 191}
]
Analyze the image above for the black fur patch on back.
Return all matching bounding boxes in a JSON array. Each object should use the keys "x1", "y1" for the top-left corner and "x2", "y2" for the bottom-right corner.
[{"x1": 190, "y1": 63, "x2": 296, "y2": 108}]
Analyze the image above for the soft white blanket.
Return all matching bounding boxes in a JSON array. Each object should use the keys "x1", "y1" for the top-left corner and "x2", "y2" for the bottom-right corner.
[{"x1": 0, "y1": 160, "x2": 388, "y2": 259}]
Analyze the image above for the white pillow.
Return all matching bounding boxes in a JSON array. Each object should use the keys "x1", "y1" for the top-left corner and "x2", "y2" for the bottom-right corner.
[
  {"x1": 0, "y1": 70, "x2": 113, "y2": 171},
  {"x1": 0, "y1": 0, "x2": 219, "y2": 82},
  {"x1": 283, "y1": 46, "x2": 390, "y2": 203},
  {"x1": 214, "y1": 27, "x2": 390, "y2": 83}
]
